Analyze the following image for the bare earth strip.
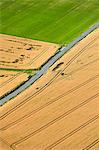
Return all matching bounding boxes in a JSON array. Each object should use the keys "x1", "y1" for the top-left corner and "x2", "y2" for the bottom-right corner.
[
  {"x1": 0, "y1": 29, "x2": 99, "y2": 149},
  {"x1": 0, "y1": 34, "x2": 60, "y2": 69}
]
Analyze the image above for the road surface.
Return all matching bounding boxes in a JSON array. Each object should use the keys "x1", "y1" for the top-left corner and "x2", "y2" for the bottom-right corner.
[{"x1": 0, "y1": 22, "x2": 99, "y2": 106}]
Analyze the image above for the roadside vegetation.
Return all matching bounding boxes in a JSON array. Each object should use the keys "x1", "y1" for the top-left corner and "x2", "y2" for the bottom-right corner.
[{"x1": 0, "y1": 68, "x2": 37, "y2": 76}]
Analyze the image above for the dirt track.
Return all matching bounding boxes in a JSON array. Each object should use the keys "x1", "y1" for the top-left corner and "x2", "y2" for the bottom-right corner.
[{"x1": 0, "y1": 29, "x2": 99, "y2": 150}]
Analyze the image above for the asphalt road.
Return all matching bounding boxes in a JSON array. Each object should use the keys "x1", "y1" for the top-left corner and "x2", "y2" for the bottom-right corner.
[{"x1": 0, "y1": 22, "x2": 99, "y2": 106}]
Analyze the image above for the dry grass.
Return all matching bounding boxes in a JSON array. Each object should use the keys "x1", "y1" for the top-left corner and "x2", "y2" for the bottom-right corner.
[
  {"x1": 0, "y1": 34, "x2": 59, "y2": 69},
  {"x1": 0, "y1": 29, "x2": 99, "y2": 150}
]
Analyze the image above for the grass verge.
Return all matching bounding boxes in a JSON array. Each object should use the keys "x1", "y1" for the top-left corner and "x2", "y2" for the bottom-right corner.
[{"x1": 0, "y1": 68, "x2": 37, "y2": 76}]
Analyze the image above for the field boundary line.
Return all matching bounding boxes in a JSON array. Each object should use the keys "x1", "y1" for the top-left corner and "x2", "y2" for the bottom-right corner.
[
  {"x1": 2, "y1": 37, "x2": 56, "y2": 68},
  {"x1": 0, "y1": 36, "x2": 98, "y2": 119},
  {"x1": 0, "y1": 23, "x2": 98, "y2": 106}
]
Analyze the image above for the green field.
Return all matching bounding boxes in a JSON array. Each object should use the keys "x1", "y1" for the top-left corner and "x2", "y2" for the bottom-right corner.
[{"x1": 0, "y1": 0, "x2": 98, "y2": 44}]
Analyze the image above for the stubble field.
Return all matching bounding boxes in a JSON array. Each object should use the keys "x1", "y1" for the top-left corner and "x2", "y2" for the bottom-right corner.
[
  {"x1": 0, "y1": 29, "x2": 99, "y2": 150},
  {"x1": 0, "y1": 33, "x2": 59, "y2": 99},
  {"x1": 0, "y1": 70, "x2": 29, "y2": 98},
  {"x1": 0, "y1": 0, "x2": 99, "y2": 149},
  {"x1": 0, "y1": 34, "x2": 59, "y2": 69}
]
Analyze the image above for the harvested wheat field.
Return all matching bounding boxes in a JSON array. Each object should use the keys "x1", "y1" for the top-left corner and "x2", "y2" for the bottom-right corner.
[
  {"x1": 0, "y1": 70, "x2": 18, "y2": 87},
  {"x1": 0, "y1": 70, "x2": 29, "y2": 98},
  {"x1": 0, "y1": 29, "x2": 99, "y2": 150},
  {"x1": 0, "y1": 34, "x2": 59, "y2": 69}
]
